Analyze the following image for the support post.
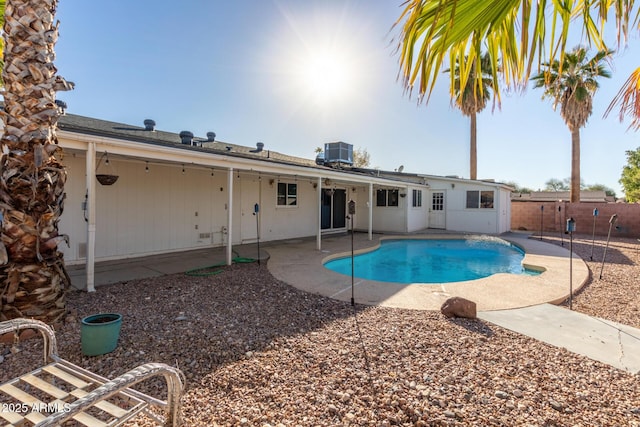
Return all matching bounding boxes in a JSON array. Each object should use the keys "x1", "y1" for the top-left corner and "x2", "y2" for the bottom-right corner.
[
  {"x1": 348, "y1": 200, "x2": 356, "y2": 306},
  {"x1": 539, "y1": 205, "x2": 544, "y2": 240},
  {"x1": 317, "y1": 177, "x2": 322, "y2": 251},
  {"x1": 86, "y1": 143, "x2": 96, "y2": 292},
  {"x1": 368, "y1": 183, "x2": 373, "y2": 241},
  {"x1": 566, "y1": 217, "x2": 575, "y2": 310},
  {"x1": 590, "y1": 208, "x2": 599, "y2": 260},
  {"x1": 226, "y1": 168, "x2": 234, "y2": 266},
  {"x1": 599, "y1": 214, "x2": 618, "y2": 279}
]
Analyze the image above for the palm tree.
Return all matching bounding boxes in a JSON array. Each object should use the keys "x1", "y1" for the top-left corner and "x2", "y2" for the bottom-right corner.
[
  {"x1": 0, "y1": 0, "x2": 74, "y2": 323},
  {"x1": 446, "y1": 53, "x2": 494, "y2": 180},
  {"x1": 531, "y1": 47, "x2": 612, "y2": 203},
  {"x1": 393, "y1": 0, "x2": 639, "y2": 128}
]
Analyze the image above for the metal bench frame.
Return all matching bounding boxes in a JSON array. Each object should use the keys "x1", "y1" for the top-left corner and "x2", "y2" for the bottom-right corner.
[{"x1": 0, "y1": 318, "x2": 184, "y2": 426}]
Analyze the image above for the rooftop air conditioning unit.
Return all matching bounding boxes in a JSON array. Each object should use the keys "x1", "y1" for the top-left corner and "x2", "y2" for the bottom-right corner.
[{"x1": 323, "y1": 141, "x2": 353, "y2": 166}]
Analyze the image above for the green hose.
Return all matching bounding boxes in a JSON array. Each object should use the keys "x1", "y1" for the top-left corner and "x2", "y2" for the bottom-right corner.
[{"x1": 185, "y1": 256, "x2": 257, "y2": 277}]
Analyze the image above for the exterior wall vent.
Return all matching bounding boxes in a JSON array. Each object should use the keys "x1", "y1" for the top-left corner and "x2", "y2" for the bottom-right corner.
[
  {"x1": 250, "y1": 142, "x2": 264, "y2": 153},
  {"x1": 143, "y1": 119, "x2": 156, "y2": 131},
  {"x1": 55, "y1": 99, "x2": 67, "y2": 115},
  {"x1": 179, "y1": 131, "x2": 194, "y2": 145}
]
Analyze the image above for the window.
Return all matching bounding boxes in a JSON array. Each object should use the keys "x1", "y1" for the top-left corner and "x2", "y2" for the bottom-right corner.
[
  {"x1": 481, "y1": 191, "x2": 494, "y2": 208},
  {"x1": 432, "y1": 192, "x2": 443, "y2": 211},
  {"x1": 277, "y1": 182, "x2": 297, "y2": 206},
  {"x1": 376, "y1": 189, "x2": 399, "y2": 207},
  {"x1": 466, "y1": 190, "x2": 494, "y2": 209},
  {"x1": 412, "y1": 189, "x2": 422, "y2": 207}
]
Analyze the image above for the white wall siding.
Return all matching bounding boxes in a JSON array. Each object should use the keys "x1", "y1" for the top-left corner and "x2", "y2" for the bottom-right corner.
[
  {"x1": 60, "y1": 158, "x2": 228, "y2": 263},
  {"x1": 250, "y1": 178, "x2": 319, "y2": 242},
  {"x1": 58, "y1": 154, "x2": 88, "y2": 263},
  {"x1": 407, "y1": 187, "x2": 429, "y2": 232},
  {"x1": 433, "y1": 182, "x2": 507, "y2": 234},
  {"x1": 372, "y1": 204, "x2": 406, "y2": 232}
]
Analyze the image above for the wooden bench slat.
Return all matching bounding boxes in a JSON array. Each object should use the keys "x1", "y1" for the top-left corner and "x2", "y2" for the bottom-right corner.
[
  {"x1": 0, "y1": 410, "x2": 24, "y2": 424},
  {"x1": 71, "y1": 410, "x2": 110, "y2": 427},
  {"x1": 24, "y1": 411, "x2": 48, "y2": 424},
  {"x1": 0, "y1": 383, "x2": 44, "y2": 405},
  {"x1": 42, "y1": 364, "x2": 91, "y2": 389},
  {"x1": 71, "y1": 388, "x2": 131, "y2": 418},
  {"x1": 20, "y1": 373, "x2": 69, "y2": 399}
]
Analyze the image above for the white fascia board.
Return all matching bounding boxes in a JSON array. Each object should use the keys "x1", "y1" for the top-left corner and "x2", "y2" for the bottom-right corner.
[
  {"x1": 58, "y1": 130, "x2": 415, "y2": 188},
  {"x1": 418, "y1": 173, "x2": 512, "y2": 191}
]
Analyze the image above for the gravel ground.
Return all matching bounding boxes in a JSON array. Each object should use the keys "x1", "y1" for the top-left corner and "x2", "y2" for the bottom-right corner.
[{"x1": 1, "y1": 234, "x2": 639, "y2": 426}]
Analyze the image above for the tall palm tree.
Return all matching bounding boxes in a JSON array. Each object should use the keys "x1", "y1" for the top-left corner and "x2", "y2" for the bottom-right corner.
[
  {"x1": 0, "y1": 0, "x2": 74, "y2": 323},
  {"x1": 393, "y1": 0, "x2": 639, "y2": 128},
  {"x1": 531, "y1": 47, "x2": 612, "y2": 203},
  {"x1": 446, "y1": 53, "x2": 494, "y2": 180}
]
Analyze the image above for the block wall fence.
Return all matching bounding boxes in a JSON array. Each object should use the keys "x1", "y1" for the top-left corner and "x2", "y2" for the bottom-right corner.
[{"x1": 511, "y1": 202, "x2": 640, "y2": 238}]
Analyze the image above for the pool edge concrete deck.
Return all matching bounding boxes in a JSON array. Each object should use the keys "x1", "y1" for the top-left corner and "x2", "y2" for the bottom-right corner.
[{"x1": 266, "y1": 232, "x2": 589, "y2": 311}]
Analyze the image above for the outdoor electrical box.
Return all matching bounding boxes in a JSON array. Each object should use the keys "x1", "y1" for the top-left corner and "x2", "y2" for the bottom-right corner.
[
  {"x1": 254, "y1": 203, "x2": 259, "y2": 214},
  {"x1": 566, "y1": 217, "x2": 576, "y2": 233},
  {"x1": 593, "y1": 208, "x2": 599, "y2": 217},
  {"x1": 348, "y1": 200, "x2": 356, "y2": 215}
]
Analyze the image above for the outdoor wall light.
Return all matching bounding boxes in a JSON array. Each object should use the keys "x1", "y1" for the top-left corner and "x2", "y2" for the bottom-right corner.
[
  {"x1": 145, "y1": 161, "x2": 149, "y2": 173},
  {"x1": 399, "y1": 193, "x2": 407, "y2": 198},
  {"x1": 269, "y1": 179, "x2": 275, "y2": 186}
]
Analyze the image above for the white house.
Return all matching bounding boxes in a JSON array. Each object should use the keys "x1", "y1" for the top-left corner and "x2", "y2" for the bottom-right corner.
[{"x1": 40, "y1": 111, "x2": 512, "y2": 290}]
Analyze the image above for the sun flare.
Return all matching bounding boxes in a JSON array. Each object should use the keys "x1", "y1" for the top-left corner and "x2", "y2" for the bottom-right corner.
[
  {"x1": 268, "y1": 5, "x2": 374, "y2": 113},
  {"x1": 300, "y1": 50, "x2": 352, "y2": 104}
]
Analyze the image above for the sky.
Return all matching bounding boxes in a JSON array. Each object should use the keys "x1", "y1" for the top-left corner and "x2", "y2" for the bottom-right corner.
[{"x1": 52, "y1": 0, "x2": 639, "y2": 197}]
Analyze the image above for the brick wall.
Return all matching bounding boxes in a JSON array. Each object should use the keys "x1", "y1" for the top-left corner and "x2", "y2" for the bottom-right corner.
[{"x1": 511, "y1": 201, "x2": 640, "y2": 237}]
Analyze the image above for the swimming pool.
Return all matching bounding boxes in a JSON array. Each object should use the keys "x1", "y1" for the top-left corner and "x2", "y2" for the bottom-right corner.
[{"x1": 324, "y1": 237, "x2": 539, "y2": 284}]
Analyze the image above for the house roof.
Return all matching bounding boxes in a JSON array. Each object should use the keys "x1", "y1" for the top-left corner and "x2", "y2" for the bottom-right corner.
[
  {"x1": 57, "y1": 113, "x2": 319, "y2": 167},
  {"x1": 14, "y1": 109, "x2": 509, "y2": 190}
]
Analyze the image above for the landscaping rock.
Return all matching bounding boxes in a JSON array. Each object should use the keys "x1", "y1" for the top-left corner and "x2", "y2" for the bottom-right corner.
[{"x1": 440, "y1": 296, "x2": 477, "y2": 319}]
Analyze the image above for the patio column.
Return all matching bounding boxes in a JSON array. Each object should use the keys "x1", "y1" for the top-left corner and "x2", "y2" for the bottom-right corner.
[
  {"x1": 226, "y1": 168, "x2": 234, "y2": 265},
  {"x1": 86, "y1": 142, "x2": 96, "y2": 292},
  {"x1": 368, "y1": 182, "x2": 373, "y2": 240},
  {"x1": 317, "y1": 176, "x2": 322, "y2": 250}
]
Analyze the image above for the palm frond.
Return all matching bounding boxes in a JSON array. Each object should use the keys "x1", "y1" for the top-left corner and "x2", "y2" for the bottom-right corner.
[
  {"x1": 393, "y1": 0, "x2": 634, "y2": 109},
  {"x1": 605, "y1": 66, "x2": 640, "y2": 130}
]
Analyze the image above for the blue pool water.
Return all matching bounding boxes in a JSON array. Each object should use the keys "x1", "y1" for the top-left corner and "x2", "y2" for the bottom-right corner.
[{"x1": 324, "y1": 238, "x2": 538, "y2": 284}]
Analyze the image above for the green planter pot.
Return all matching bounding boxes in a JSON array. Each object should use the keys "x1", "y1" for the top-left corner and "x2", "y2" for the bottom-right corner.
[{"x1": 81, "y1": 313, "x2": 122, "y2": 356}]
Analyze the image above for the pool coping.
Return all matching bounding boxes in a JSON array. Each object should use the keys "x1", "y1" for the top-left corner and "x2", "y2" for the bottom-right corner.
[{"x1": 265, "y1": 232, "x2": 589, "y2": 311}]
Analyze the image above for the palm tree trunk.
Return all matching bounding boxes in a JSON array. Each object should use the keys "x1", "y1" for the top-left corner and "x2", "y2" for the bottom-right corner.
[
  {"x1": 570, "y1": 128, "x2": 581, "y2": 203},
  {"x1": 0, "y1": 0, "x2": 74, "y2": 323},
  {"x1": 470, "y1": 112, "x2": 477, "y2": 180}
]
